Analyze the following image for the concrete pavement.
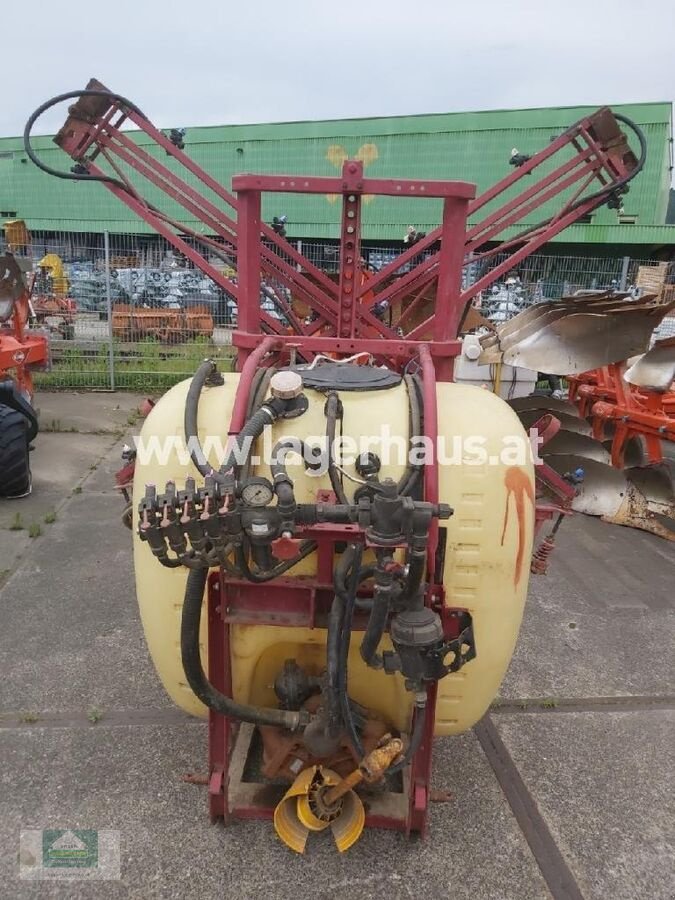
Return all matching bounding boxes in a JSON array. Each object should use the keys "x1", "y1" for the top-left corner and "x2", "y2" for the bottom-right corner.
[{"x1": 1, "y1": 392, "x2": 673, "y2": 899}]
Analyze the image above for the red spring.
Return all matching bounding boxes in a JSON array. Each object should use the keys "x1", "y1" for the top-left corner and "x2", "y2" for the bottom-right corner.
[{"x1": 530, "y1": 534, "x2": 556, "y2": 575}]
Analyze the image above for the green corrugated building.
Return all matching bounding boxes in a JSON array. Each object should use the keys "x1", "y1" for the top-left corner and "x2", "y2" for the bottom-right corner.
[{"x1": 1, "y1": 101, "x2": 673, "y2": 253}]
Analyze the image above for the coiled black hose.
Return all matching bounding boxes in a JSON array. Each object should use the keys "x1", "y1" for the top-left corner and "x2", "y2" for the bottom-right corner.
[
  {"x1": 24, "y1": 89, "x2": 148, "y2": 189},
  {"x1": 181, "y1": 567, "x2": 308, "y2": 729}
]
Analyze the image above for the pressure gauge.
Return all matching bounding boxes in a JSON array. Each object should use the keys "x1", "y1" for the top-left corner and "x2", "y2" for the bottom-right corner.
[{"x1": 240, "y1": 476, "x2": 274, "y2": 508}]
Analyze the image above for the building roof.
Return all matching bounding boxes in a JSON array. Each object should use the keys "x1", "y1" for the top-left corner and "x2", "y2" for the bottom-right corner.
[{"x1": 1, "y1": 101, "x2": 673, "y2": 243}]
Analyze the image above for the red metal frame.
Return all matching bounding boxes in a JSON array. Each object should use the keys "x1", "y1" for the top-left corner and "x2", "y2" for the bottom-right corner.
[
  {"x1": 54, "y1": 83, "x2": 638, "y2": 364},
  {"x1": 569, "y1": 362, "x2": 675, "y2": 467},
  {"x1": 51, "y1": 83, "x2": 643, "y2": 839},
  {"x1": 0, "y1": 279, "x2": 48, "y2": 401}
]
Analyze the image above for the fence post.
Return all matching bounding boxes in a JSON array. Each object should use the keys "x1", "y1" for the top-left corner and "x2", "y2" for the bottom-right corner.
[
  {"x1": 619, "y1": 255, "x2": 630, "y2": 291},
  {"x1": 104, "y1": 231, "x2": 116, "y2": 391}
]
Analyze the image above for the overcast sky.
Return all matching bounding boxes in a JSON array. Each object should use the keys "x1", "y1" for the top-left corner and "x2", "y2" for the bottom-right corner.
[{"x1": 4, "y1": 0, "x2": 675, "y2": 136}]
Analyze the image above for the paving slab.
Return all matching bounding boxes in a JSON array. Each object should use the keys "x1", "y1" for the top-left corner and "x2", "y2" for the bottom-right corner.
[
  {"x1": 0, "y1": 489, "x2": 169, "y2": 713},
  {"x1": 495, "y1": 710, "x2": 675, "y2": 900},
  {"x1": 0, "y1": 432, "x2": 119, "y2": 573},
  {"x1": 82, "y1": 434, "x2": 133, "y2": 495},
  {"x1": 33, "y1": 391, "x2": 150, "y2": 435},
  {"x1": 0, "y1": 723, "x2": 549, "y2": 900},
  {"x1": 500, "y1": 515, "x2": 675, "y2": 700}
]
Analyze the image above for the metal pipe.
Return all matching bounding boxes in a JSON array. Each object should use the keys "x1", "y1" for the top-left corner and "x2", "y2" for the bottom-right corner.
[
  {"x1": 229, "y1": 335, "x2": 278, "y2": 431},
  {"x1": 103, "y1": 231, "x2": 115, "y2": 391},
  {"x1": 419, "y1": 344, "x2": 439, "y2": 565}
]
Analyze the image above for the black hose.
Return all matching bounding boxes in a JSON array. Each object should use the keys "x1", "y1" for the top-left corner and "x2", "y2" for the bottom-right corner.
[
  {"x1": 184, "y1": 359, "x2": 218, "y2": 477},
  {"x1": 183, "y1": 358, "x2": 285, "y2": 488},
  {"x1": 240, "y1": 368, "x2": 276, "y2": 482},
  {"x1": 325, "y1": 391, "x2": 348, "y2": 504},
  {"x1": 270, "y1": 439, "x2": 304, "y2": 515},
  {"x1": 24, "y1": 89, "x2": 148, "y2": 189},
  {"x1": 219, "y1": 402, "x2": 284, "y2": 481},
  {"x1": 235, "y1": 539, "x2": 316, "y2": 583},
  {"x1": 387, "y1": 702, "x2": 427, "y2": 776},
  {"x1": 360, "y1": 557, "x2": 394, "y2": 669},
  {"x1": 180, "y1": 567, "x2": 307, "y2": 729},
  {"x1": 564, "y1": 112, "x2": 647, "y2": 211},
  {"x1": 326, "y1": 545, "x2": 357, "y2": 739},
  {"x1": 336, "y1": 545, "x2": 366, "y2": 756}
]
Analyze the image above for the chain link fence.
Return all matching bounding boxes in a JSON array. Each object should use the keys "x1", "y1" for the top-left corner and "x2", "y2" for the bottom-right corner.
[{"x1": 4, "y1": 229, "x2": 674, "y2": 390}]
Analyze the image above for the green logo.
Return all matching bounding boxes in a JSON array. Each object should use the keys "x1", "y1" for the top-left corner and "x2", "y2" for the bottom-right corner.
[{"x1": 42, "y1": 830, "x2": 98, "y2": 869}]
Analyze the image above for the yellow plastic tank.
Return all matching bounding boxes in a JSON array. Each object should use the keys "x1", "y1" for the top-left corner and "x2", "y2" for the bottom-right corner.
[{"x1": 133, "y1": 374, "x2": 534, "y2": 736}]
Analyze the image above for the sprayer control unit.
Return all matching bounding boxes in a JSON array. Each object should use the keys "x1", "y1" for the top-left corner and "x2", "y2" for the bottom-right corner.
[{"x1": 138, "y1": 367, "x2": 467, "y2": 701}]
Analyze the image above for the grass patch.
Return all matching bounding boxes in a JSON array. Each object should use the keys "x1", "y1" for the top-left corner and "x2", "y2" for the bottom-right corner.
[
  {"x1": 35, "y1": 338, "x2": 235, "y2": 392},
  {"x1": 72, "y1": 486, "x2": 83, "y2": 494},
  {"x1": 44, "y1": 511, "x2": 57, "y2": 524},
  {"x1": 87, "y1": 706, "x2": 104, "y2": 724},
  {"x1": 9, "y1": 513, "x2": 24, "y2": 531},
  {"x1": 19, "y1": 712, "x2": 40, "y2": 724},
  {"x1": 28, "y1": 523, "x2": 42, "y2": 539},
  {"x1": 540, "y1": 698, "x2": 558, "y2": 709}
]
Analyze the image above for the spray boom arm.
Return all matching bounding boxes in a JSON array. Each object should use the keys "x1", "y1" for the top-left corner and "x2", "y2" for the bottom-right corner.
[{"x1": 25, "y1": 80, "x2": 645, "y2": 373}]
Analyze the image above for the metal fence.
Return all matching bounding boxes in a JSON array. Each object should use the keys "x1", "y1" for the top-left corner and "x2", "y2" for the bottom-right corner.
[{"x1": 4, "y1": 229, "x2": 674, "y2": 390}]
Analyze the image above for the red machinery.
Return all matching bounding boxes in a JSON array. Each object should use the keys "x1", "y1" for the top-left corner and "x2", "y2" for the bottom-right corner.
[
  {"x1": 569, "y1": 353, "x2": 675, "y2": 467},
  {"x1": 0, "y1": 251, "x2": 48, "y2": 497},
  {"x1": 25, "y1": 82, "x2": 645, "y2": 839}
]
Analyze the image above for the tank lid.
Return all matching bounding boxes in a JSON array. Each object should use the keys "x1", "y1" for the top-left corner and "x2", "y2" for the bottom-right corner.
[
  {"x1": 270, "y1": 370, "x2": 304, "y2": 399},
  {"x1": 286, "y1": 363, "x2": 401, "y2": 392}
]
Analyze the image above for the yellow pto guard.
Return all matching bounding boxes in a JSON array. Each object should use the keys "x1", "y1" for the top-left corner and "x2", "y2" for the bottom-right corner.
[{"x1": 274, "y1": 737, "x2": 403, "y2": 853}]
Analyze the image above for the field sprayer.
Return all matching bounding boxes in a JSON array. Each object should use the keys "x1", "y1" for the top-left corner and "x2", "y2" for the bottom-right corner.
[{"x1": 25, "y1": 81, "x2": 658, "y2": 850}]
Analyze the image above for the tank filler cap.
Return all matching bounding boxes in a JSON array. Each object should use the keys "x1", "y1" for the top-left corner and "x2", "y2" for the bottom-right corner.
[{"x1": 270, "y1": 370, "x2": 303, "y2": 400}]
